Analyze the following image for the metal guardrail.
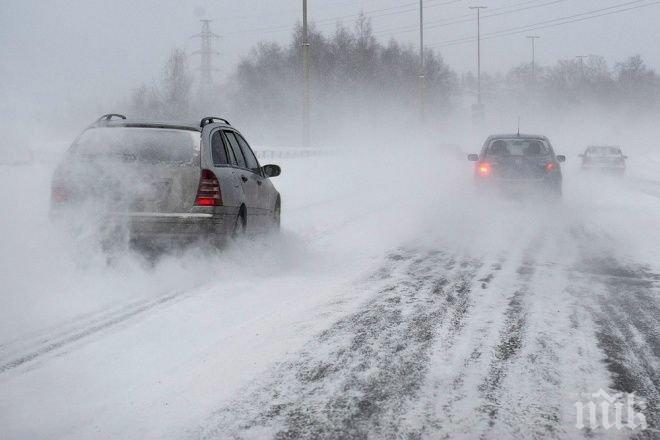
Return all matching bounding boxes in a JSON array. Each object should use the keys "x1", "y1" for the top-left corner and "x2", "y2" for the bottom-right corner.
[
  {"x1": 255, "y1": 149, "x2": 340, "y2": 159},
  {"x1": 1, "y1": 146, "x2": 341, "y2": 166}
]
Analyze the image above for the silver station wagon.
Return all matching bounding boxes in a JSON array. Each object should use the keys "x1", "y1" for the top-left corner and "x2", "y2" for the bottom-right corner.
[{"x1": 51, "y1": 114, "x2": 282, "y2": 248}]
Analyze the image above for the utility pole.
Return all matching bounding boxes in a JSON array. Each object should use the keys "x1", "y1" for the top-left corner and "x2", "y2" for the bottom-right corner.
[
  {"x1": 470, "y1": 6, "x2": 487, "y2": 125},
  {"x1": 192, "y1": 20, "x2": 220, "y2": 96},
  {"x1": 469, "y1": 6, "x2": 487, "y2": 106},
  {"x1": 526, "y1": 35, "x2": 541, "y2": 84},
  {"x1": 302, "y1": 0, "x2": 311, "y2": 148},
  {"x1": 419, "y1": 0, "x2": 425, "y2": 124}
]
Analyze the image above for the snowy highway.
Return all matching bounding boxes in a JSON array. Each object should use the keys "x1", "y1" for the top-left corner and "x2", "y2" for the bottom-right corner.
[{"x1": 0, "y1": 144, "x2": 658, "y2": 439}]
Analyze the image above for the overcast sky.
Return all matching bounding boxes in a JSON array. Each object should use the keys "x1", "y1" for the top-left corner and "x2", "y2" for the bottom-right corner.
[{"x1": 1, "y1": 0, "x2": 659, "y2": 119}]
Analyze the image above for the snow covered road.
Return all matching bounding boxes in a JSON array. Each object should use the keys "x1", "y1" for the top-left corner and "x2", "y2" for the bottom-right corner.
[{"x1": 0, "y1": 145, "x2": 658, "y2": 439}]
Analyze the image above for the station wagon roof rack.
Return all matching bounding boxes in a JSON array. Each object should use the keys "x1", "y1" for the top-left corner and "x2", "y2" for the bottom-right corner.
[
  {"x1": 95, "y1": 113, "x2": 127, "y2": 123},
  {"x1": 200, "y1": 116, "x2": 231, "y2": 127}
]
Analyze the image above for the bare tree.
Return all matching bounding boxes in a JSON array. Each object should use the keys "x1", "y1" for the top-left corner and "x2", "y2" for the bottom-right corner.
[
  {"x1": 162, "y1": 48, "x2": 193, "y2": 119},
  {"x1": 129, "y1": 48, "x2": 193, "y2": 119}
]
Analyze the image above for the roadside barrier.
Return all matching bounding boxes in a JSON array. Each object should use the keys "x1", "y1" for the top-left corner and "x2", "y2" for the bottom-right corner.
[
  {"x1": 2, "y1": 146, "x2": 341, "y2": 166},
  {"x1": 254, "y1": 149, "x2": 341, "y2": 160}
]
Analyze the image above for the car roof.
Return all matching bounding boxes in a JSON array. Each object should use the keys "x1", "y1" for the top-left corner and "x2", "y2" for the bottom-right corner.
[
  {"x1": 89, "y1": 118, "x2": 232, "y2": 132},
  {"x1": 486, "y1": 133, "x2": 549, "y2": 141}
]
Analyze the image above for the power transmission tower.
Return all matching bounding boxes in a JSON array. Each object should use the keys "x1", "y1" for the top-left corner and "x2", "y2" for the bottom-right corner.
[
  {"x1": 192, "y1": 19, "x2": 220, "y2": 96},
  {"x1": 302, "y1": 0, "x2": 311, "y2": 148}
]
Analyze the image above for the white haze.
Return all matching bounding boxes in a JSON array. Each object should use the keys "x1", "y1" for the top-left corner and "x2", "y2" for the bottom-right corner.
[
  {"x1": 1, "y1": 102, "x2": 660, "y2": 436},
  {"x1": 2, "y1": 0, "x2": 660, "y2": 142},
  {"x1": 1, "y1": 2, "x2": 660, "y2": 439}
]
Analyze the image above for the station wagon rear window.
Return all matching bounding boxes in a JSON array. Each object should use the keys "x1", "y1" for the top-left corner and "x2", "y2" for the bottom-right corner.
[{"x1": 73, "y1": 127, "x2": 200, "y2": 164}]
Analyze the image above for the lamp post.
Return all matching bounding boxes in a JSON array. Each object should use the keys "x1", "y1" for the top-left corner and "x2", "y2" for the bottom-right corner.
[
  {"x1": 526, "y1": 35, "x2": 541, "y2": 84},
  {"x1": 419, "y1": 0, "x2": 425, "y2": 124},
  {"x1": 302, "y1": 0, "x2": 310, "y2": 148},
  {"x1": 470, "y1": 6, "x2": 487, "y2": 124},
  {"x1": 469, "y1": 6, "x2": 487, "y2": 106}
]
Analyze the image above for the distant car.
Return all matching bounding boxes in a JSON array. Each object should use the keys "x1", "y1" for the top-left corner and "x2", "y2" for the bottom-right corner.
[
  {"x1": 51, "y1": 114, "x2": 282, "y2": 248},
  {"x1": 580, "y1": 145, "x2": 627, "y2": 175},
  {"x1": 467, "y1": 134, "x2": 565, "y2": 197}
]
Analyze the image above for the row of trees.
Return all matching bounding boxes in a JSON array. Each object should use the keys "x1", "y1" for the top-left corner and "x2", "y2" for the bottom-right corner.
[
  {"x1": 463, "y1": 54, "x2": 659, "y2": 111},
  {"x1": 129, "y1": 15, "x2": 659, "y2": 142},
  {"x1": 130, "y1": 16, "x2": 458, "y2": 141},
  {"x1": 227, "y1": 16, "x2": 457, "y2": 140}
]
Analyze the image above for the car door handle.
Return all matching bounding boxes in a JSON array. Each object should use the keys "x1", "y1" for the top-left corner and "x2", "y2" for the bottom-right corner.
[{"x1": 241, "y1": 175, "x2": 248, "y2": 182}]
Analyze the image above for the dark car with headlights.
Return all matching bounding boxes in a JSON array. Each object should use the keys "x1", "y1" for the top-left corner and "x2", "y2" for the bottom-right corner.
[
  {"x1": 467, "y1": 134, "x2": 566, "y2": 197},
  {"x1": 50, "y1": 114, "x2": 282, "y2": 249}
]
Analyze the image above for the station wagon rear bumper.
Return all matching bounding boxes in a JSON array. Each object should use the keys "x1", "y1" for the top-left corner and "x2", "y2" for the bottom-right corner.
[
  {"x1": 50, "y1": 206, "x2": 238, "y2": 243},
  {"x1": 120, "y1": 211, "x2": 235, "y2": 245}
]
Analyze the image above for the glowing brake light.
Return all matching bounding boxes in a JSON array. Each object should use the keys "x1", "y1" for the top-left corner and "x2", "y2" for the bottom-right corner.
[
  {"x1": 545, "y1": 162, "x2": 556, "y2": 172},
  {"x1": 477, "y1": 162, "x2": 491, "y2": 177},
  {"x1": 195, "y1": 169, "x2": 223, "y2": 206}
]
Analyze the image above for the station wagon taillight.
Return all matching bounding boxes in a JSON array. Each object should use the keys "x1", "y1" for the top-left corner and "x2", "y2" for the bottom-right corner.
[
  {"x1": 195, "y1": 169, "x2": 222, "y2": 206},
  {"x1": 545, "y1": 162, "x2": 556, "y2": 172}
]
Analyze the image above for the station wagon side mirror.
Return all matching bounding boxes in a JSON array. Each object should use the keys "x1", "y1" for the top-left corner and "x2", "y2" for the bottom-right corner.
[
  {"x1": 556, "y1": 155, "x2": 566, "y2": 162},
  {"x1": 262, "y1": 164, "x2": 281, "y2": 178},
  {"x1": 467, "y1": 154, "x2": 479, "y2": 162}
]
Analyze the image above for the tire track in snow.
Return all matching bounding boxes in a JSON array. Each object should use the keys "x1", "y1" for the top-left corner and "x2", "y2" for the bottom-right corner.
[
  {"x1": 0, "y1": 283, "x2": 206, "y2": 374},
  {"x1": 570, "y1": 226, "x2": 660, "y2": 439},
  {"x1": 391, "y1": 257, "x2": 507, "y2": 439},
  {"x1": 399, "y1": 229, "x2": 587, "y2": 439},
  {"x1": 477, "y1": 261, "x2": 535, "y2": 430},
  {"x1": 197, "y1": 249, "x2": 483, "y2": 439},
  {"x1": 580, "y1": 259, "x2": 660, "y2": 438},
  {"x1": 477, "y1": 224, "x2": 659, "y2": 440}
]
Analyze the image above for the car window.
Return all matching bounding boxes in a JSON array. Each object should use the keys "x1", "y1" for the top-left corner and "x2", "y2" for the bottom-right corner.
[
  {"x1": 235, "y1": 134, "x2": 260, "y2": 172},
  {"x1": 211, "y1": 131, "x2": 228, "y2": 166},
  {"x1": 73, "y1": 127, "x2": 200, "y2": 164},
  {"x1": 587, "y1": 146, "x2": 621, "y2": 156},
  {"x1": 222, "y1": 133, "x2": 238, "y2": 166},
  {"x1": 223, "y1": 131, "x2": 247, "y2": 169},
  {"x1": 487, "y1": 139, "x2": 550, "y2": 157}
]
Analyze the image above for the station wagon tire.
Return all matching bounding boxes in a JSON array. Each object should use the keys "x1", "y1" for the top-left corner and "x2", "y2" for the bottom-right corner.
[{"x1": 232, "y1": 206, "x2": 247, "y2": 238}]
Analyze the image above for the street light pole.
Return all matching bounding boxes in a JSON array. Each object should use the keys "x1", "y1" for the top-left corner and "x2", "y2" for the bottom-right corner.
[
  {"x1": 469, "y1": 6, "x2": 487, "y2": 106},
  {"x1": 302, "y1": 0, "x2": 311, "y2": 148},
  {"x1": 419, "y1": 0, "x2": 425, "y2": 124},
  {"x1": 469, "y1": 6, "x2": 487, "y2": 125},
  {"x1": 526, "y1": 35, "x2": 540, "y2": 84}
]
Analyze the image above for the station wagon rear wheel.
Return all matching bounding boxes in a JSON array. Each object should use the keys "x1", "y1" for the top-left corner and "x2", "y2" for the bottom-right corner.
[{"x1": 232, "y1": 207, "x2": 247, "y2": 238}]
